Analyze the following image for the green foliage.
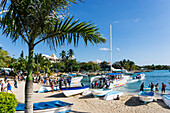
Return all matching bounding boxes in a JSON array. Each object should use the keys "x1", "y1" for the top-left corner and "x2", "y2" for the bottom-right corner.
[
  {"x1": 113, "y1": 59, "x2": 136, "y2": 71},
  {"x1": 0, "y1": 92, "x2": 18, "y2": 113},
  {"x1": 0, "y1": 49, "x2": 12, "y2": 68},
  {"x1": 100, "y1": 61, "x2": 110, "y2": 71},
  {"x1": 13, "y1": 57, "x2": 27, "y2": 72},
  {"x1": 67, "y1": 49, "x2": 74, "y2": 59},
  {"x1": 79, "y1": 61, "x2": 101, "y2": 72}
]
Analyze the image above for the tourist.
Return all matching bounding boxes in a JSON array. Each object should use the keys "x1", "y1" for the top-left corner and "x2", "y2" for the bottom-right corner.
[
  {"x1": 53, "y1": 78, "x2": 57, "y2": 85},
  {"x1": 43, "y1": 77, "x2": 46, "y2": 84},
  {"x1": 4, "y1": 75, "x2": 7, "y2": 82},
  {"x1": 14, "y1": 76, "x2": 18, "y2": 88},
  {"x1": 59, "y1": 78, "x2": 63, "y2": 91},
  {"x1": 46, "y1": 78, "x2": 49, "y2": 85},
  {"x1": 115, "y1": 95, "x2": 120, "y2": 100},
  {"x1": 0, "y1": 80, "x2": 5, "y2": 92},
  {"x1": 57, "y1": 78, "x2": 59, "y2": 84},
  {"x1": 151, "y1": 82, "x2": 154, "y2": 92},
  {"x1": 49, "y1": 78, "x2": 52, "y2": 82},
  {"x1": 161, "y1": 82, "x2": 166, "y2": 93},
  {"x1": 67, "y1": 77, "x2": 71, "y2": 87},
  {"x1": 95, "y1": 81, "x2": 98, "y2": 88},
  {"x1": 7, "y1": 80, "x2": 13, "y2": 93},
  {"x1": 50, "y1": 81, "x2": 54, "y2": 93},
  {"x1": 140, "y1": 82, "x2": 144, "y2": 91},
  {"x1": 64, "y1": 78, "x2": 67, "y2": 88},
  {"x1": 155, "y1": 83, "x2": 159, "y2": 91}
]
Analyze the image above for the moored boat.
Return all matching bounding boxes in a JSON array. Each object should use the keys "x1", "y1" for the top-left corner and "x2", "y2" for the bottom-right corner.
[
  {"x1": 15, "y1": 100, "x2": 73, "y2": 113},
  {"x1": 91, "y1": 89, "x2": 111, "y2": 98},
  {"x1": 138, "y1": 91, "x2": 154, "y2": 103},
  {"x1": 104, "y1": 91, "x2": 123, "y2": 100},
  {"x1": 71, "y1": 76, "x2": 83, "y2": 84},
  {"x1": 38, "y1": 85, "x2": 59, "y2": 93},
  {"x1": 135, "y1": 73, "x2": 145, "y2": 80},
  {"x1": 162, "y1": 95, "x2": 170, "y2": 107},
  {"x1": 106, "y1": 73, "x2": 127, "y2": 88},
  {"x1": 61, "y1": 85, "x2": 89, "y2": 97}
]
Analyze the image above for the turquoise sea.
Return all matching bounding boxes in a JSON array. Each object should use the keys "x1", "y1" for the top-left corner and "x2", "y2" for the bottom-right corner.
[{"x1": 81, "y1": 70, "x2": 170, "y2": 95}]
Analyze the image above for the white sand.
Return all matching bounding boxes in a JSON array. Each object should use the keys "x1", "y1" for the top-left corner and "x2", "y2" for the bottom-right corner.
[{"x1": 9, "y1": 81, "x2": 170, "y2": 113}]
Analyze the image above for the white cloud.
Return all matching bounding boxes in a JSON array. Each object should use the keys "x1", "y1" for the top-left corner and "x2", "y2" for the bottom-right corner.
[
  {"x1": 0, "y1": 44, "x2": 2, "y2": 46},
  {"x1": 116, "y1": 48, "x2": 120, "y2": 51},
  {"x1": 96, "y1": 59, "x2": 102, "y2": 63},
  {"x1": 99, "y1": 48, "x2": 110, "y2": 51},
  {"x1": 113, "y1": 21, "x2": 119, "y2": 24},
  {"x1": 134, "y1": 18, "x2": 140, "y2": 23}
]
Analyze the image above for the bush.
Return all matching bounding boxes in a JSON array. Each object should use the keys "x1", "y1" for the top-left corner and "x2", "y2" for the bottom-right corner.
[{"x1": 0, "y1": 92, "x2": 18, "y2": 113}]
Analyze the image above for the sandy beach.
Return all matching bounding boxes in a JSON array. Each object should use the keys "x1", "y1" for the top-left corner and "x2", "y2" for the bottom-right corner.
[{"x1": 7, "y1": 81, "x2": 169, "y2": 113}]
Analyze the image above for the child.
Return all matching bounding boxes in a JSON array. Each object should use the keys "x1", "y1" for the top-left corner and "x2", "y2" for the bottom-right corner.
[
  {"x1": 50, "y1": 81, "x2": 54, "y2": 93},
  {"x1": 7, "y1": 80, "x2": 13, "y2": 93}
]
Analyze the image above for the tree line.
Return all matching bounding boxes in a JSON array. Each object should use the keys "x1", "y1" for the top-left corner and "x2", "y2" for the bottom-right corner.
[{"x1": 1, "y1": 48, "x2": 170, "y2": 73}]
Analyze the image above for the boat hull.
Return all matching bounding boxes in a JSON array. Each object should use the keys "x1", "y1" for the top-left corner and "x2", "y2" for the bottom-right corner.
[
  {"x1": 104, "y1": 91, "x2": 123, "y2": 100},
  {"x1": 15, "y1": 100, "x2": 73, "y2": 113},
  {"x1": 109, "y1": 79, "x2": 127, "y2": 88},
  {"x1": 162, "y1": 95, "x2": 170, "y2": 107},
  {"x1": 92, "y1": 89, "x2": 111, "y2": 97},
  {"x1": 61, "y1": 86, "x2": 89, "y2": 97},
  {"x1": 71, "y1": 76, "x2": 83, "y2": 84},
  {"x1": 38, "y1": 85, "x2": 59, "y2": 93},
  {"x1": 138, "y1": 91, "x2": 154, "y2": 103}
]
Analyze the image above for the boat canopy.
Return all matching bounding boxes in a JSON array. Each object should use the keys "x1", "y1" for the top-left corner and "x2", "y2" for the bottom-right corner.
[
  {"x1": 106, "y1": 73, "x2": 123, "y2": 76},
  {"x1": 68, "y1": 74, "x2": 76, "y2": 76}
]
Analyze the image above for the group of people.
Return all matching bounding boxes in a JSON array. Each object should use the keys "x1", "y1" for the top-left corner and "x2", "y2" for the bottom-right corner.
[
  {"x1": 91, "y1": 77, "x2": 111, "y2": 89},
  {"x1": 41, "y1": 76, "x2": 72, "y2": 92},
  {"x1": 140, "y1": 82, "x2": 167, "y2": 93},
  {"x1": 0, "y1": 79, "x2": 13, "y2": 93}
]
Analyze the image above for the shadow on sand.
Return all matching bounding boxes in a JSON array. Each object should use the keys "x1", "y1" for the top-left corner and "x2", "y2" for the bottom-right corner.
[
  {"x1": 125, "y1": 97, "x2": 146, "y2": 106},
  {"x1": 79, "y1": 95, "x2": 94, "y2": 99},
  {"x1": 45, "y1": 92, "x2": 67, "y2": 98},
  {"x1": 71, "y1": 110, "x2": 90, "y2": 113},
  {"x1": 157, "y1": 99, "x2": 169, "y2": 109}
]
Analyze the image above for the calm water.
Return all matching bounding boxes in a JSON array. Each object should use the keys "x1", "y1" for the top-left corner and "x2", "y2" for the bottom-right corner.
[{"x1": 81, "y1": 70, "x2": 170, "y2": 94}]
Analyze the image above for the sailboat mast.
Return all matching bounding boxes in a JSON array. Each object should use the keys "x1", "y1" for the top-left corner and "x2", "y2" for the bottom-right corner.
[{"x1": 110, "y1": 24, "x2": 112, "y2": 72}]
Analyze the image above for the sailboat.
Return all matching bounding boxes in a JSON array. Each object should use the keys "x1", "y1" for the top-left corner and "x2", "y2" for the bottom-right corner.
[{"x1": 107, "y1": 25, "x2": 127, "y2": 88}]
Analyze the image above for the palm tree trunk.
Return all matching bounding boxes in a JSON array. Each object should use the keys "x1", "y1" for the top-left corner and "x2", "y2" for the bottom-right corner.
[{"x1": 25, "y1": 46, "x2": 34, "y2": 113}]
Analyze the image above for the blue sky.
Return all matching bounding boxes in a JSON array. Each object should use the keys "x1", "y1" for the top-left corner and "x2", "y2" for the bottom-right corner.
[{"x1": 1, "y1": 0, "x2": 170, "y2": 65}]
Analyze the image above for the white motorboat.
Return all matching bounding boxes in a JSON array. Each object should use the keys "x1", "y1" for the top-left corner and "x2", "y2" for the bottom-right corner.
[
  {"x1": 135, "y1": 73, "x2": 145, "y2": 80},
  {"x1": 107, "y1": 73, "x2": 127, "y2": 88},
  {"x1": 38, "y1": 85, "x2": 59, "y2": 93},
  {"x1": 61, "y1": 85, "x2": 89, "y2": 97},
  {"x1": 104, "y1": 91, "x2": 123, "y2": 100},
  {"x1": 15, "y1": 100, "x2": 73, "y2": 113},
  {"x1": 162, "y1": 95, "x2": 170, "y2": 107},
  {"x1": 92, "y1": 89, "x2": 111, "y2": 98},
  {"x1": 71, "y1": 76, "x2": 83, "y2": 84},
  {"x1": 138, "y1": 91, "x2": 154, "y2": 103}
]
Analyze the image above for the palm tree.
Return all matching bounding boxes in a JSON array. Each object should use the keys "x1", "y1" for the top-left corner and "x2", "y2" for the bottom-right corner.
[
  {"x1": 60, "y1": 50, "x2": 66, "y2": 60},
  {"x1": 0, "y1": 0, "x2": 106, "y2": 112},
  {"x1": 68, "y1": 49, "x2": 74, "y2": 59}
]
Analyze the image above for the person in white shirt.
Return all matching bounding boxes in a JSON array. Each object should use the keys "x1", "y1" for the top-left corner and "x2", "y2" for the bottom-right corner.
[{"x1": 0, "y1": 80, "x2": 6, "y2": 92}]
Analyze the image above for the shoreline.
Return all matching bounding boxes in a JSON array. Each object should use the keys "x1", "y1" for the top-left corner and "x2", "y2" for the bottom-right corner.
[{"x1": 9, "y1": 81, "x2": 170, "y2": 113}]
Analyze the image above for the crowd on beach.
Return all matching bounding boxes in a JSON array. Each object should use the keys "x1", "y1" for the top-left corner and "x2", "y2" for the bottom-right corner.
[
  {"x1": 140, "y1": 82, "x2": 167, "y2": 93},
  {"x1": 0, "y1": 70, "x2": 74, "y2": 93}
]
